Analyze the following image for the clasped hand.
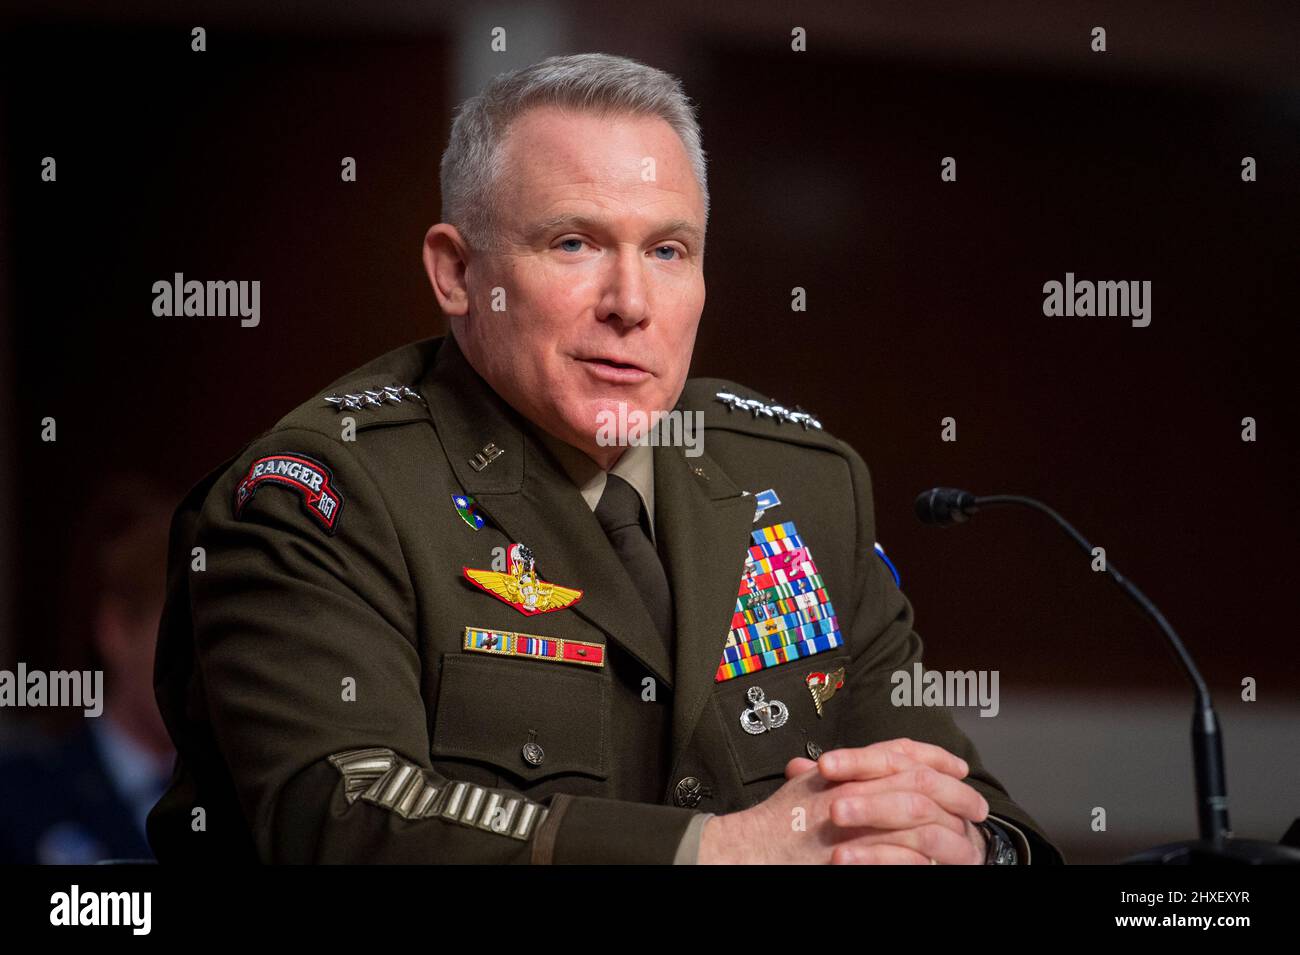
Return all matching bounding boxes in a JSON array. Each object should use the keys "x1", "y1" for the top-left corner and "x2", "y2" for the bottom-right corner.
[{"x1": 699, "y1": 738, "x2": 990, "y2": 864}]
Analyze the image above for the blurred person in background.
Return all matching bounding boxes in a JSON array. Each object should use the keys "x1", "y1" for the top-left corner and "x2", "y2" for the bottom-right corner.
[{"x1": 0, "y1": 478, "x2": 176, "y2": 864}]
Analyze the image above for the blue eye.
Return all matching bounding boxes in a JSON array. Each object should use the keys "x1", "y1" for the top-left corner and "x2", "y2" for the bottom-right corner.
[
  {"x1": 653, "y1": 245, "x2": 679, "y2": 260},
  {"x1": 559, "y1": 238, "x2": 584, "y2": 253}
]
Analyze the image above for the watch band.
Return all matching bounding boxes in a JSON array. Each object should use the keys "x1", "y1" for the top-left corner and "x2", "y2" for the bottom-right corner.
[{"x1": 978, "y1": 819, "x2": 1019, "y2": 865}]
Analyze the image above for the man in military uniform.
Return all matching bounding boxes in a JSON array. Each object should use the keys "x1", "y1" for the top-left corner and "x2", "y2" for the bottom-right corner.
[{"x1": 148, "y1": 53, "x2": 1062, "y2": 865}]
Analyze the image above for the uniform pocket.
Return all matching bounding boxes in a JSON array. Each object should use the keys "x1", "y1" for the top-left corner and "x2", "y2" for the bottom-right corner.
[
  {"x1": 430, "y1": 652, "x2": 610, "y2": 785},
  {"x1": 716, "y1": 652, "x2": 852, "y2": 783}
]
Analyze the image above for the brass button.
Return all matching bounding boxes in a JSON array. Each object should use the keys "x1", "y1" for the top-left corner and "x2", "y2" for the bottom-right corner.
[
  {"x1": 521, "y1": 741, "x2": 545, "y2": 766},
  {"x1": 806, "y1": 740, "x2": 824, "y2": 760},
  {"x1": 674, "y1": 776, "x2": 705, "y2": 808}
]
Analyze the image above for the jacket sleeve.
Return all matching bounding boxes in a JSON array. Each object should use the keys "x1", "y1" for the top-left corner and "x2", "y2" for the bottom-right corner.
[
  {"x1": 188, "y1": 426, "x2": 697, "y2": 863},
  {"x1": 834, "y1": 442, "x2": 1065, "y2": 864}
]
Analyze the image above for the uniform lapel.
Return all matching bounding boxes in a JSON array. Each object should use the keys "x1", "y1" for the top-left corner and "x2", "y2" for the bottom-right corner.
[
  {"x1": 419, "y1": 337, "x2": 674, "y2": 687},
  {"x1": 654, "y1": 443, "x2": 756, "y2": 770}
]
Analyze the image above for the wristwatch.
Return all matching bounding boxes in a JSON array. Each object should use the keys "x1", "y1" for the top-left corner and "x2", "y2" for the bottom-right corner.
[{"x1": 977, "y1": 819, "x2": 1019, "y2": 865}]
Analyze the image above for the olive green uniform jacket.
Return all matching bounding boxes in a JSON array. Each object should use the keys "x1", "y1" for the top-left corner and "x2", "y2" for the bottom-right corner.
[{"x1": 148, "y1": 334, "x2": 1063, "y2": 864}]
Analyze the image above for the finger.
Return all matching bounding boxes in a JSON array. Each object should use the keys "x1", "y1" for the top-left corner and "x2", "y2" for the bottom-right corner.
[
  {"x1": 837, "y1": 766, "x2": 989, "y2": 825},
  {"x1": 816, "y1": 745, "x2": 922, "y2": 783},
  {"x1": 785, "y1": 756, "x2": 818, "y2": 780},
  {"x1": 832, "y1": 843, "x2": 931, "y2": 865},
  {"x1": 818, "y1": 738, "x2": 969, "y2": 783},
  {"x1": 839, "y1": 823, "x2": 977, "y2": 865},
  {"x1": 828, "y1": 789, "x2": 966, "y2": 836},
  {"x1": 894, "y1": 765, "x2": 989, "y2": 821}
]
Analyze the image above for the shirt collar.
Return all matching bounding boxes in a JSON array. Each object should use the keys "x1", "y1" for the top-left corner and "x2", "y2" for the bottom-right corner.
[{"x1": 533, "y1": 430, "x2": 657, "y2": 540}]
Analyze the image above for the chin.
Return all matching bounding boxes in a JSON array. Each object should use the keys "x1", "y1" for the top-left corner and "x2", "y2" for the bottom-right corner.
[{"x1": 551, "y1": 400, "x2": 605, "y2": 449}]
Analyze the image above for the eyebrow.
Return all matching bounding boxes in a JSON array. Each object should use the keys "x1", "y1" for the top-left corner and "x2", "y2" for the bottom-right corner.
[{"x1": 525, "y1": 213, "x2": 705, "y2": 248}]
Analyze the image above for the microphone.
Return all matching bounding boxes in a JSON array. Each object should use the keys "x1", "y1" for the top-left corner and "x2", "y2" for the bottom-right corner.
[
  {"x1": 913, "y1": 486, "x2": 1300, "y2": 864},
  {"x1": 913, "y1": 487, "x2": 978, "y2": 525}
]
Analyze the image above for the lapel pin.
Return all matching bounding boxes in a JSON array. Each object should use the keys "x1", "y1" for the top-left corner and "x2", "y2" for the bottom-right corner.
[
  {"x1": 463, "y1": 543, "x2": 583, "y2": 615},
  {"x1": 752, "y1": 488, "x2": 781, "y2": 523},
  {"x1": 452, "y1": 493, "x2": 486, "y2": 530}
]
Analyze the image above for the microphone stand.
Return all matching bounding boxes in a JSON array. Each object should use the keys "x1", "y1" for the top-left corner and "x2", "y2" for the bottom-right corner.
[{"x1": 935, "y1": 492, "x2": 1299, "y2": 864}]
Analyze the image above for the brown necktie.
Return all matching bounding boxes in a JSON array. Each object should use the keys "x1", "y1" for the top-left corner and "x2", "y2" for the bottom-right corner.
[{"x1": 594, "y1": 473, "x2": 675, "y2": 656}]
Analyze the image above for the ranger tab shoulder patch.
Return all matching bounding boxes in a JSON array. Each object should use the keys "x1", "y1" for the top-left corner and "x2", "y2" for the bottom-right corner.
[{"x1": 233, "y1": 452, "x2": 344, "y2": 534}]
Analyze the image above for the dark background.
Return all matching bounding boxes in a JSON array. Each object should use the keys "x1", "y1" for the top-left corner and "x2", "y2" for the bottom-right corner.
[{"x1": 3, "y1": 0, "x2": 1297, "y2": 862}]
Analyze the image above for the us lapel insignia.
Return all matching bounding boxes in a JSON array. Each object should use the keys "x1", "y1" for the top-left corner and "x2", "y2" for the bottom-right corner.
[
  {"x1": 452, "y1": 493, "x2": 486, "y2": 530},
  {"x1": 715, "y1": 520, "x2": 844, "y2": 682},
  {"x1": 464, "y1": 627, "x2": 605, "y2": 668},
  {"x1": 806, "y1": 666, "x2": 846, "y2": 716},
  {"x1": 463, "y1": 543, "x2": 583, "y2": 616},
  {"x1": 468, "y1": 442, "x2": 504, "y2": 472}
]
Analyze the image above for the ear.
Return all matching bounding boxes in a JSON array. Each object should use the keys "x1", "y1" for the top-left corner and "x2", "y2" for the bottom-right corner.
[{"x1": 422, "y1": 223, "x2": 472, "y2": 317}]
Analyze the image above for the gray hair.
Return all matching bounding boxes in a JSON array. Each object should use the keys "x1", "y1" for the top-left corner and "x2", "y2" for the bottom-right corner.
[{"x1": 440, "y1": 53, "x2": 709, "y2": 251}]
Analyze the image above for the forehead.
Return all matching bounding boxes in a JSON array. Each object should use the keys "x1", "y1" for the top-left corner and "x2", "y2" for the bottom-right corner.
[{"x1": 494, "y1": 105, "x2": 703, "y2": 219}]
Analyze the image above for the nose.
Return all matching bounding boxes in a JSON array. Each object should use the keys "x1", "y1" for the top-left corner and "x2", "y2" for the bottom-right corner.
[{"x1": 595, "y1": 244, "x2": 649, "y2": 329}]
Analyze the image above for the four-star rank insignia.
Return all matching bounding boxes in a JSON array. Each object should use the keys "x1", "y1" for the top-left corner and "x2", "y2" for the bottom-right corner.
[{"x1": 463, "y1": 543, "x2": 583, "y2": 616}]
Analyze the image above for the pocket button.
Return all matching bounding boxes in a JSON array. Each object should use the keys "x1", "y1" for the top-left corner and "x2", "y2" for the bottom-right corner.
[{"x1": 521, "y1": 740, "x2": 545, "y2": 766}]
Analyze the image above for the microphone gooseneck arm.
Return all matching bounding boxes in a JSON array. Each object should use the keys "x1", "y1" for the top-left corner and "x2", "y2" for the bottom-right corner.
[
  {"x1": 923, "y1": 489, "x2": 1230, "y2": 844},
  {"x1": 974, "y1": 495, "x2": 1211, "y2": 705}
]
